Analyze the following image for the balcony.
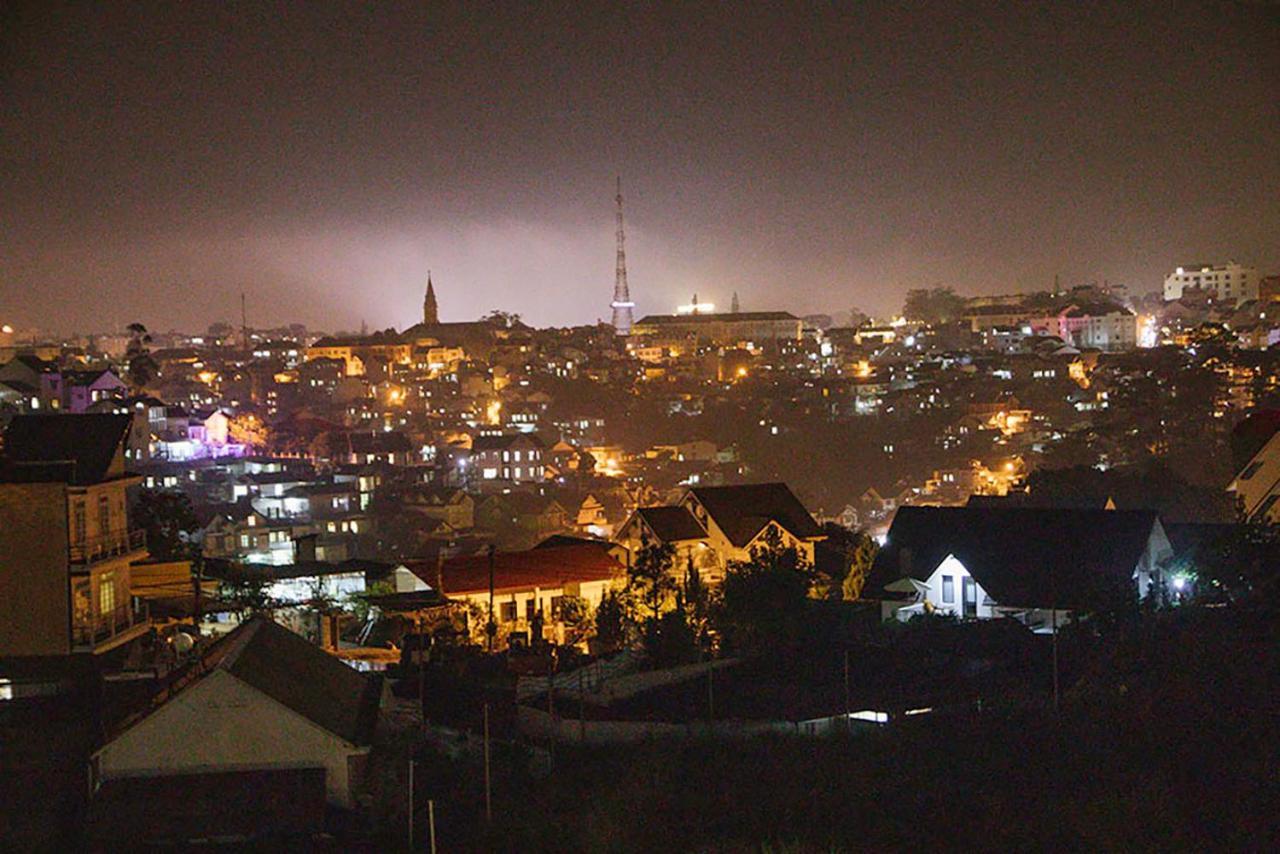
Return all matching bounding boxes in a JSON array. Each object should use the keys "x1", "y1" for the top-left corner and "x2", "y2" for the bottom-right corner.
[
  {"x1": 72, "y1": 600, "x2": 150, "y2": 653},
  {"x1": 69, "y1": 528, "x2": 147, "y2": 565}
]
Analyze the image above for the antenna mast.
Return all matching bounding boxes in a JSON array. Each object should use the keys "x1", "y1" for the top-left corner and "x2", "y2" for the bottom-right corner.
[{"x1": 610, "y1": 176, "x2": 635, "y2": 335}]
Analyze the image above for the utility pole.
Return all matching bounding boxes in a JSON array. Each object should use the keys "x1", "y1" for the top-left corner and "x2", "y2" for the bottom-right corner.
[
  {"x1": 483, "y1": 702, "x2": 492, "y2": 824},
  {"x1": 843, "y1": 648, "x2": 851, "y2": 734},
  {"x1": 1052, "y1": 607, "x2": 1060, "y2": 714},
  {"x1": 707, "y1": 658, "x2": 715, "y2": 724},
  {"x1": 487, "y1": 545, "x2": 496, "y2": 654},
  {"x1": 192, "y1": 556, "x2": 202, "y2": 635},
  {"x1": 1050, "y1": 564, "x2": 1060, "y2": 715},
  {"x1": 547, "y1": 655, "x2": 557, "y2": 769},
  {"x1": 417, "y1": 614, "x2": 426, "y2": 728}
]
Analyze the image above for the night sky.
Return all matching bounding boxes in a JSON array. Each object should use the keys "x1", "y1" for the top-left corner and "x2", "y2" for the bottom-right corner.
[{"x1": 2, "y1": 1, "x2": 1277, "y2": 334}]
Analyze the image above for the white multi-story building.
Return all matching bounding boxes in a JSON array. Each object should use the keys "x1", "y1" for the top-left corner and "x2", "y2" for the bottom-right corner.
[{"x1": 1163, "y1": 262, "x2": 1259, "y2": 302}]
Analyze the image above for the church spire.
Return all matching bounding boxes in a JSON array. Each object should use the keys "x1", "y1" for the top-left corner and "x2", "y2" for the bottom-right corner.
[{"x1": 423, "y1": 271, "x2": 439, "y2": 325}]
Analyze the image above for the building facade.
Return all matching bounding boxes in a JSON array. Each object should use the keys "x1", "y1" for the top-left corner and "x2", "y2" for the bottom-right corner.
[{"x1": 1163, "y1": 262, "x2": 1259, "y2": 303}]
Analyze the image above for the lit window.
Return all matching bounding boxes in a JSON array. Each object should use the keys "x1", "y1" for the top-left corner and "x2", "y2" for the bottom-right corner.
[{"x1": 99, "y1": 572, "x2": 116, "y2": 615}]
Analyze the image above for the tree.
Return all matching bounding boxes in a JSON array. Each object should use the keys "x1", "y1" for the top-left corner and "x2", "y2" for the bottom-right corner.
[
  {"x1": 131, "y1": 489, "x2": 199, "y2": 560},
  {"x1": 220, "y1": 572, "x2": 276, "y2": 618},
  {"x1": 627, "y1": 539, "x2": 677, "y2": 624},
  {"x1": 228, "y1": 412, "x2": 270, "y2": 449},
  {"x1": 645, "y1": 602, "x2": 700, "y2": 666},
  {"x1": 842, "y1": 532, "x2": 879, "y2": 602},
  {"x1": 124, "y1": 322, "x2": 158, "y2": 389},
  {"x1": 1192, "y1": 508, "x2": 1280, "y2": 602},
  {"x1": 348, "y1": 578, "x2": 395, "y2": 625},
  {"x1": 594, "y1": 589, "x2": 628, "y2": 652},
  {"x1": 484, "y1": 310, "x2": 522, "y2": 328},
  {"x1": 682, "y1": 553, "x2": 710, "y2": 636},
  {"x1": 713, "y1": 527, "x2": 814, "y2": 655},
  {"x1": 902, "y1": 286, "x2": 966, "y2": 324},
  {"x1": 555, "y1": 594, "x2": 593, "y2": 645}
]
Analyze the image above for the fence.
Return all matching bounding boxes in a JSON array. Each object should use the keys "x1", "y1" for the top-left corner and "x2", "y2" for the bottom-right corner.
[
  {"x1": 69, "y1": 528, "x2": 146, "y2": 564},
  {"x1": 517, "y1": 706, "x2": 884, "y2": 745}
]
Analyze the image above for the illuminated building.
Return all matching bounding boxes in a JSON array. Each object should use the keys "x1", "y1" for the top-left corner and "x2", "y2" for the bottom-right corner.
[
  {"x1": 0, "y1": 414, "x2": 151, "y2": 656},
  {"x1": 630, "y1": 311, "x2": 803, "y2": 346},
  {"x1": 1163, "y1": 261, "x2": 1259, "y2": 302}
]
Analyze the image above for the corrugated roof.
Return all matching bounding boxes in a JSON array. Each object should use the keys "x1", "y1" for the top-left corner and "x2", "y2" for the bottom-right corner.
[{"x1": 406, "y1": 544, "x2": 624, "y2": 596}]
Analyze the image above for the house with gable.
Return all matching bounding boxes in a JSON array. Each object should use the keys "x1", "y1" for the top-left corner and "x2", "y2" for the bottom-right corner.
[
  {"x1": 616, "y1": 482, "x2": 825, "y2": 583},
  {"x1": 92, "y1": 617, "x2": 380, "y2": 809},
  {"x1": 1228, "y1": 429, "x2": 1280, "y2": 523},
  {"x1": 864, "y1": 506, "x2": 1174, "y2": 632}
]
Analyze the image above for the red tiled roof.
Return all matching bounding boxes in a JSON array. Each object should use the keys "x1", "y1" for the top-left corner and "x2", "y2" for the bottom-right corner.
[{"x1": 406, "y1": 544, "x2": 624, "y2": 596}]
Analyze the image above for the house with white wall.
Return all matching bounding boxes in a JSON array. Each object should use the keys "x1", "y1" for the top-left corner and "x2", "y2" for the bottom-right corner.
[
  {"x1": 397, "y1": 542, "x2": 625, "y2": 645},
  {"x1": 92, "y1": 617, "x2": 380, "y2": 809},
  {"x1": 866, "y1": 506, "x2": 1173, "y2": 631}
]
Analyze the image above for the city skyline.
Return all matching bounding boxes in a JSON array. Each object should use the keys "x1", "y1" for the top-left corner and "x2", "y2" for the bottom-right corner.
[{"x1": 2, "y1": 1, "x2": 1278, "y2": 333}]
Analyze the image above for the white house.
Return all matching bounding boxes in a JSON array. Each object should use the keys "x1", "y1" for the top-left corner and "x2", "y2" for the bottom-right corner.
[
  {"x1": 92, "y1": 618, "x2": 380, "y2": 808},
  {"x1": 868, "y1": 506, "x2": 1174, "y2": 631}
]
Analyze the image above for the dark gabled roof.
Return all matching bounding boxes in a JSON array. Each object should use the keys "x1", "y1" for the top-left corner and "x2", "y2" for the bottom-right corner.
[
  {"x1": 482, "y1": 490, "x2": 563, "y2": 516},
  {"x1": 636, "y1": 505, "x2": 707, "y2": 542},
  {"x1": 0, "y1": 414, "x2": 131, "y2": 485},
  {"x1": 310, "y1": 331, "x2": 406, "y2": 348},
  {"x1": 688, "y1": 482, "x2": 822, "y2": 547},
  {"x1": 472, "y1": 432, "x2": 543, "y2": 452},
  {"x1": 0, "y1": 378, "x2": 38, "y2": 395},
  {"x1": 216, "y1": 617, "x2": 379, "y2": 746},
  {"x1": 346, "y1": 431, "x2": 413, "y2": 454},
  {"x1": 868, "y1": 506, "x2": 1162, "y2": 611},
  {"x1": 62, "y1": 368, "x2": 126, "y2": 387},
  {"x1": 3, "y1": 354, "x2": 59, "y2": 373},
  {"x1": 406, "y1": 485, "x2": 469, "y2": 505},
  {"x1": 535, "y1": 533, "x2": 609, "y2": 549}
]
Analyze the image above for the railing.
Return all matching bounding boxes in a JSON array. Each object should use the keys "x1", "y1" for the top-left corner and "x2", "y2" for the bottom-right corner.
[
  {"x1": 72, "y1": 600, "x2": 149, "y2": 649},
  {"x1": 69, "y1": 528, "x2": 147, "y2": 564}
]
